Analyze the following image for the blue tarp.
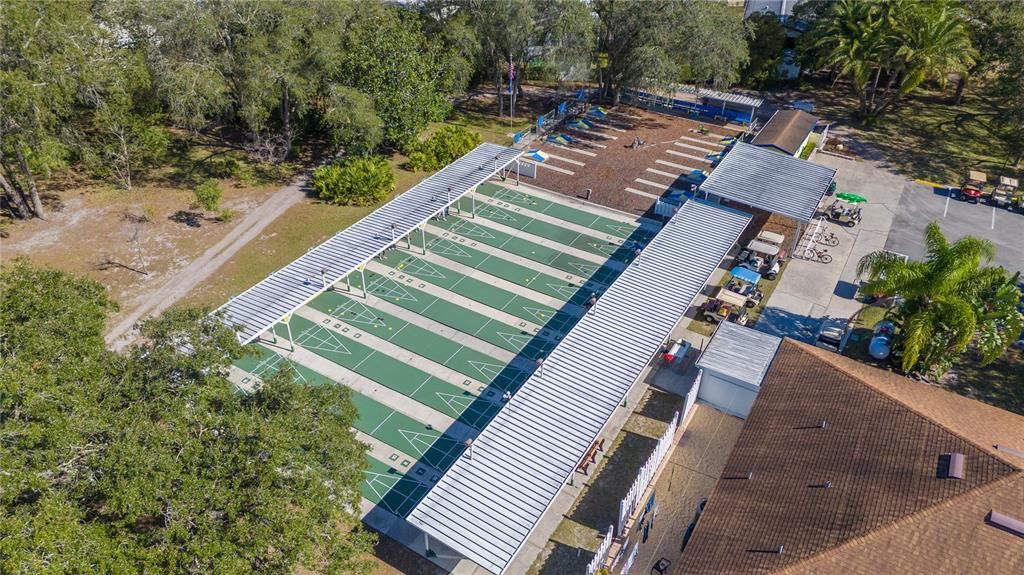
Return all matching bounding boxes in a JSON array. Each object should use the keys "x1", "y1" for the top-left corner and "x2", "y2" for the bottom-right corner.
[{"x1": 730, "y1": 266, "x2": 761, "y2": 285}]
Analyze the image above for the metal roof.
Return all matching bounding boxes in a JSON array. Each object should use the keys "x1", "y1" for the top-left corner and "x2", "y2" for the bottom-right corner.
[
  {"x1": 213, "y1": 143, "x2": 523, "y2": 344},
  {"x1": 675, "y1": 84, "x2": 764, "y2": 108},
  {"x1": 696, "y1": 322, "x2": 782, "y2": 392},
  {"x1": 407, "y1": 199, "x2": 752, "y2": 574},
  {"x1": 751, "y1": 109, "x2": 819, "y2": 155},
  {"x1": 698, "y1": 142, "x2": 837, "y2": 223}
]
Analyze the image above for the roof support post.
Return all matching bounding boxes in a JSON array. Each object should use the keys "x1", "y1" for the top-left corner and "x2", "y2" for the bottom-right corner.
[
  {"x1": 516, "y1": 159, "x2": 520, "y2": 186},
  {"x1": 345, "y1": 273, "x2": 351, "y2": 293},
  {"x1": 791, "y1": 221, "x2": 803, "y2": 258},
  {"x1": 421, "y1": 226, "x2": 427, "y2": 255},
  {"x1": 360, "y1": 266, "x2": 367, "y2": 299},
  {"x1": 285, "y1": 319, "x2": 294, "y2": 352},
  {"x1": 471, "y1": 188, "x2": 476, "y2": 218}
]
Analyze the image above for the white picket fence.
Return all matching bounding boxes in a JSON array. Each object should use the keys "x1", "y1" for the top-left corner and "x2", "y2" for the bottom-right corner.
[
  {"x1": 683, "y1": 370, "x2": 701, "y2": 422},
  {"x1": 586, "y1": 525, "x2": 615, "y2": 575},
  {"x1": 616, "y1": 411, "x2": 680, "y2": 534}
]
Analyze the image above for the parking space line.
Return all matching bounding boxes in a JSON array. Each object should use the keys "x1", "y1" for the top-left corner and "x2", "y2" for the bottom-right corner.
[
  {"x1": 991, "y1": 206, "x2": 996, "y2": 229},
  {"x1": 943, "y1": 194, "x2": 950, "y2": 218}
]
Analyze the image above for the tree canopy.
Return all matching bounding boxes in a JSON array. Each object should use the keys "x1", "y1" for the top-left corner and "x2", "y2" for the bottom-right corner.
[
  {"x1": 0, "y1": 259, "x2": 375, "y2": 574},
  {"x1": 856, "y1": 223, "x2": 1023, "y2": 377}
]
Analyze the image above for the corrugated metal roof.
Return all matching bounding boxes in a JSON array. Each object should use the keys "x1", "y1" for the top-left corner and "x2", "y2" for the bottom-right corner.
[
  {"x1": 407, "y1": 199, "x2": 752, "y2": 574},
  {"x1": 213, "y1": 143, "x2": 523, "y2": 344},
  {"x1": 698, "y1": 142, "x2": 836, "y2": 223},
  {"x1": 675, "y1": 84, "x2": 764, "y2": 108},
  {"x1": 696, "y1": 322, "x2": 782, "y2": 391}
]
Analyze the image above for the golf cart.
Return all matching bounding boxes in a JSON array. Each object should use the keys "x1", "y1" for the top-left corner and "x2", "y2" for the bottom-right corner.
[
  {"x1": 826, "y1": 200, "x2": 862, "y2": 227},
  {"x1": 726, "y1": 266, "x2": 764, "y2": 308},
  {"x1": 702, "y1": 287, "x2": 749, "y2": 325},
  {"x1": 951, "y1": 170, "x2": 987, "y2": 203},
  {"x1": 990, "y1": 176, "x2": 1019, "y2": 209},
  {"x1": 737, "y1": 230, "x2": 786, "y2": 280}
]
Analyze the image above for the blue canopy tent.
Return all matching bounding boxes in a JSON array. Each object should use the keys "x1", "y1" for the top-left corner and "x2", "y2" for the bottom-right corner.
[{"x1": 729, "y1": 266, "x2": 761, "y2": 285}]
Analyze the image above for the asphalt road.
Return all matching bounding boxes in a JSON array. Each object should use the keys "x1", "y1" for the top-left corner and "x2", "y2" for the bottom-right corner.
[{"x1": 885, "y1": 183, "x2": 1024, "y2": 274}]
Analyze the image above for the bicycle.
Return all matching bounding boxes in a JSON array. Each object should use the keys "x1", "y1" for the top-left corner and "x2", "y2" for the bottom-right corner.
[
  {"x1": 811, "y1": 230, "x2": 839, "y2": 247},
  {"x1": 804, "y1": 247, "x2": 833, "y2": 264}
]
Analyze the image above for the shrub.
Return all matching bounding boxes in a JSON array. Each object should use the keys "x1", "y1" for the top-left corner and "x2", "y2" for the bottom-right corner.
[
  {"x1": 193, "y1": 179, "x2": 222, "y2": 212},
  {"x1": 311, "y1": 155, "x2": 394, "y2": 206},
  {"x1": 406, "y1": 125, "x2": 482, "y2": 171},
  {"x1": 217, "y1": 208, "x2": 235, "y2": 222}
]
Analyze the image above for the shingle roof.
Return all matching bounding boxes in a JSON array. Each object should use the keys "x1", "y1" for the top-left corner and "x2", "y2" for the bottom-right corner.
[
  {"x1": 676, "y1": 340, "x2": 1024, "y2": 575},
  {"x1": 696, "y1": 322, "x2": 782, "y2": 391},
  {"x1": 752, "y1": 109, "x2": 819, "y2": 155},
  {"x1": 407, "y1": 200, "x2": 752, "y2": 574},
  {"x1": 698, "y1": 143, "x2": 836, "y2": 223}
]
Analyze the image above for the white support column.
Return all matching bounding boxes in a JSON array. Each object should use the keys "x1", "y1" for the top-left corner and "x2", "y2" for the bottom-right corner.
[
  {"x1": 285, "y1": 320, "x2": 294, "y2": 352},
  {"x1": 345, "y1": 273, "x2": 351, "y2": 293},
  {"x1": 360, "y1": 266, "x2": 367, "y2": 299},
  {"x1": 421, "y1": 226, "x2": 427, "y2": 255},
  {"x1": 471, "y1": 187, "x2": 476, "y2": 218},
  {"x1": 516, "y1": 159, "x2": 520, "y2": 185}
]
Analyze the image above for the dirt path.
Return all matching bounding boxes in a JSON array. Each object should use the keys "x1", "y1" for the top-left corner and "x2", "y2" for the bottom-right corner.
[{"x1": 105, "y1": 172, "x2": 311, "y2": 350}]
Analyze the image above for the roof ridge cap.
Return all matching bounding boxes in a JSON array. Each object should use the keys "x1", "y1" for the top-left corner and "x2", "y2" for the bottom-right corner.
[{"x1": 786, "y1": 340, "x2": 1024, "y2": 470}]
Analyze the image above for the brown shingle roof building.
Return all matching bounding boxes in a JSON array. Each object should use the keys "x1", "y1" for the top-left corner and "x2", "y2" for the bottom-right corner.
[
  {"x1": 676, "y1": 340, "x2": 1024, "y2": 574},
  {"x1": 751, "y1": 110, "x2": 818, "y2": 156}
]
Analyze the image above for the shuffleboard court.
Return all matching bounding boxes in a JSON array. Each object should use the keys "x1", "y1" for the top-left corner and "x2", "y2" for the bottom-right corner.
[
  {"x1": 363, "y1": 457, "x2": 432, "y2": 517},
  {"x1": 349, "y1": 269, "x2": 556, "y2": 360},
  {"x1": 268, "y1": 316, "x2": 500, "y2": 428},
  {"x1": 309, "y1": 291, "x2": 529, "y2": 396},
  {"x1": 418, "y1": 231, "x2": 604, "y2": 304},
  {"x1": 431, "y1": 216, "x2": 624, "y2": 285},
  {"x1": 234, "y1": 346, "x2": 466, "y2": 472},
  {"x1": 375, "y1": 250, "x2": 581, "y2": 334},
  {"x1": 473, "y1": 183, "x2": 646, "y2": 239}
]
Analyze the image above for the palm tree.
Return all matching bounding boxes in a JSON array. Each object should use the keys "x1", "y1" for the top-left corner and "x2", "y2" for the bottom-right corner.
[
  {"x1": 806, "y1": 0, "x2": 975, "y2": 120},
  {"x1": 857, "y1": 222, "x2": 1023, "y2": 376}
]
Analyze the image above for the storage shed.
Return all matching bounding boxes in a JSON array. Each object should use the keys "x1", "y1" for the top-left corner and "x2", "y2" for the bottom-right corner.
[{"x1": 695, "y1": 322, "x2": 782, "y2": 418}]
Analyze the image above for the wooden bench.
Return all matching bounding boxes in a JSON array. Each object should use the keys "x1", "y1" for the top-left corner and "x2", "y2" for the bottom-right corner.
[{"x1": 576, "y1": 438, "x2": 606, "y2": 475}]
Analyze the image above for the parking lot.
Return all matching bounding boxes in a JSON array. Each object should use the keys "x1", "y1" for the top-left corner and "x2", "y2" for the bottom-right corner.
[{"x1": 886, "y1": 183, "x2": 1024, "y2": 273}]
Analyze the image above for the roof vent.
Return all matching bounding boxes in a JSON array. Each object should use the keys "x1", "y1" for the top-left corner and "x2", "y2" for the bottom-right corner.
[
  {"x1": 986, "y1": 510, "x2": 1024, "y2": 539},
  {"x1": 937, "y1": 453, "x2": 964, "y2": 479}
]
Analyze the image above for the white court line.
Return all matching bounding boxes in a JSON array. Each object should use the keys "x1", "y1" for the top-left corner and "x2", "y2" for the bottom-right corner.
[
  {"x1": 568, "y1": 126, "x2": 618, "y2": 140},
  {"x1": 678, "y1": 135, "x2": 724, "y2": 148},
  {"x1": 671, "y1": 144, "x2": 713, "y2": 163},
  {"x1": 624, "y1": 187, "x2": 660, "y2": 200},
  {"x1": 634, "y1": 178, "x2": 690, "y2": 195},
  {"x1": 544, "y1": 153, "x2": 585, "y2": 167},
  {"x1": 587, "y1": 118, "x2": 627, "y2": 133},
  {"x1": 673, "y1": 141, "x2": 715, "y2": 154},
  {"x1": 535, "y1": 161, "x2": 575, "y2": 176},
  {"x1": 646, "y1": 167, "x2": 681, "y2": 179},
  {"x1": 656, "y1": 159, "x2": 697, "y2": 172},
  {"x1": 545, "y1": 143, "x2": 597, "y2": 157},
  {"x1": 664, "y1": 149, "x2": 704, "y2": 163}
]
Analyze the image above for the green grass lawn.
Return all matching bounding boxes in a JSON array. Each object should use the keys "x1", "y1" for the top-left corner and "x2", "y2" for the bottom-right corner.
[
  {"x1": 842, "y1": 304, "x2": 891, "y2": 364},
  {"x1": 942, "y1": 348, "x2": 1024, "y2": 416},
  {"x1": 801, "y1": 81, "x2": 1021, "y2": 185}
]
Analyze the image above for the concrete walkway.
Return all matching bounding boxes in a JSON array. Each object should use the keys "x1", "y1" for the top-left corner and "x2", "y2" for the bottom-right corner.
[{"x1": 755, "y1": 153, "x2": 908, "y2": 341}]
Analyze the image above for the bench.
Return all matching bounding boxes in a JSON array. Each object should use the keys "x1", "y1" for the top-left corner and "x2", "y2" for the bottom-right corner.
[{"x1": 576, "y1": 438, "x2": 606, "y2": 475}]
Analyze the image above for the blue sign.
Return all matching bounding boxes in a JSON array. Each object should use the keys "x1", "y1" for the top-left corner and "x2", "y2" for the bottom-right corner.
[
  {"x1": 537, "y1": 116, "x2": 545, "y2": 129},
  {"x1": 577, "y1": 89, "x2": 586, "y2": 101},
  {"x1": 558, "y1": 102, "x2": 567, "y2": 115}
]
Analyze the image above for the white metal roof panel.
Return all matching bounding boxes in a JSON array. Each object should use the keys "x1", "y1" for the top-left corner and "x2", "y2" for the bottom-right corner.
[
  {"x1": 212, "y1": 143, "x2": 522, "y2": 343},
  {"x1": 696, "y1": 322, "x2": 782, "y2": 391},
  {"x1": 674, "y1": 84, "x2": 765, "y2": 108},
  {"x1": 407, "y1": 199, "x2": 752, "y2": 574},
  {"x1": 698, "y1": 142, "x2": 836, "y2": 223}
]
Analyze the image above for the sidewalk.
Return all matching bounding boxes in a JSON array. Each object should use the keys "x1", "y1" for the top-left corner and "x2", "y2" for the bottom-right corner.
[{"x1": 755, "y1": 153, "x2": 908, "y2": 341}]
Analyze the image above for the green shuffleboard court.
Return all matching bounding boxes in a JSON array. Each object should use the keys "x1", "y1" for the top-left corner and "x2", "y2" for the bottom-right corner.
[
  {"x1": 229, "y1": 180, "x2": 663, "y2": 520},
  {"x1": 374, "y1": 249, "x2": 581, "y2": 334}
]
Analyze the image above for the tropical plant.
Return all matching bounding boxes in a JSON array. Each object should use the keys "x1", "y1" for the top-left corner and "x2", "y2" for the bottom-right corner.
[
  {"x1": 856, "y1": 222, "x2": 1023, "y2": 377},
  {"x1": 804, "y1": 0, "x2": 975, "y2": 120},
  {"x1": 407, "y1": 125, "x2": 482, "y2": 171},
  {"x1": 312, "y1": 155, "x2": 394, "y2": 206}
]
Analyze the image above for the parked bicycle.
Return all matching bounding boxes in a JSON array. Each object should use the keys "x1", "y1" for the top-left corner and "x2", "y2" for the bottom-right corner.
[
  {"x1": 804, "y1": 247, "x2": 833, "y2": 264},
  {"x1": 811, "y1": 230, "x2": 840, "y2": 246}
]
